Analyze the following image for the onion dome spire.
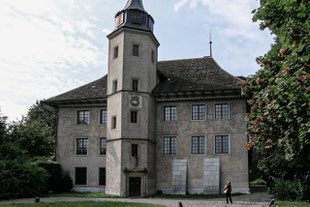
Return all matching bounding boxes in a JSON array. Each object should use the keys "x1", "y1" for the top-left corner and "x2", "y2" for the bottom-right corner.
[
  {"x1": 113, "y1": 0, "x2": 155, "y2": 33},
  {"x1": 123, "y1": 0, "x2": 145, "y2": 11}
]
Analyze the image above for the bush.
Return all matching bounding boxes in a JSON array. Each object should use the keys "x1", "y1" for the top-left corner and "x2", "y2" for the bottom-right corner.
[
  {"x1": 274, "y1": 179, "x2": 305, "y2": 201},
  {"x1": 37, "y1": 160, "x2": 72, "y2": 193},
  {"x1": 0, "y1": 159, "x2": 49, "y2": 199},
  {"x1": 250, "y1": 178, "x2": 267, "y2": 186}
]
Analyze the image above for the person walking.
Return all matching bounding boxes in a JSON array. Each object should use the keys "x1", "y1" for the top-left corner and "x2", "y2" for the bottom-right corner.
[
  {"x1": 266, "y1": 175, "x2": 275, "y2": 194},
  {"x1": 224, "y1": 181, "x2": 233, "y2": 204}
]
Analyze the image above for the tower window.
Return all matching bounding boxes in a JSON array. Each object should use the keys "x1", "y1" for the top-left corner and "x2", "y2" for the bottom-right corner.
[
  {"x1": 116, "y1": 12, "x2": 124, "y2": 27},
  {"x1": 132, "y1": 144, "x2": 138, "y2": 157},
  {"x1": 151, "y1": 50, "x2": 155, "y2": 63},
  {"x1": 113, "y1": 46, "x2": 118, "y2": 59},
  {"x1": 112, "y1": 116, "x2": 116, "y2": 129},
  {"x1": 132, "y1": 79, "x2": 139, "y2": 91},
  {"x1": 100, "y1": 109, "x2": 107, "y2": 124},
  {"x1": 133, "y1": 45, "x2": 139, "y2": 56},
  {"x1": 131, "y1": 111, "x2": 138, "y2": 123},
  {"x1": 131, "y1": 10, "x2": 142, "y2": 24},
  {"x1": 112, "y1": 80, "x2": 118, "y2": 93},
  {"x1": 99, "y1": 138, "x2": 107, "y2": 155}
]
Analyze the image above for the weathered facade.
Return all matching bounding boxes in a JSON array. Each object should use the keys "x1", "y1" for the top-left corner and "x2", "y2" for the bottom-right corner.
[{"x1": 45, "y1": 0, "x2": 250, "y2": 197}]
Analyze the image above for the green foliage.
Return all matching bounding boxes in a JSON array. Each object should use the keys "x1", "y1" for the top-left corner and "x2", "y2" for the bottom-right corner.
[
  {"x1": 273, "y1": 179, "x2": 305, "y2": 201},
  {"x1": 250, "y1": 178, "x2": 267, "y2": 186},
  {"x1": 8, "y1": 121, "x2": 55, "y2": 157},
  {"x1": 275, "y1": 201, "x2": 310, "y2": 207},
  {"x1": 0, "y1": 202, "x2": 166, "y2": 207},
  {"x1": 37, "y1": 160, "x2": 73, "y2": 193},
  {"x1": 243, "y1": 0, "x2": 310, "y2": 179},
  {"x1": 25, "y1": 100, "x2": 57, "y2": 137},
  {"x1": 0, "y1": 159, "x2": 49, "y2": 199}
]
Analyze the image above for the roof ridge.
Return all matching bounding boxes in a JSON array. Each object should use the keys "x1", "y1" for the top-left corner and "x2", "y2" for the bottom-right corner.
[{"x1": 158, "y1": 56, "x2": 212, "y2": 63}]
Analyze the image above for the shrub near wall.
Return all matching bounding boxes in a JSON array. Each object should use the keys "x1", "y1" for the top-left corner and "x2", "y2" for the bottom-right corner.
[
  {"x1": 273, "y1": 179, "x2": 305, "y2": 201},
  {"x1": 0, "y1": 160, "x2": 48, "y2": 199},
  {"x1": 37, "y1": 161, "x2": 73, "y2": 193}
]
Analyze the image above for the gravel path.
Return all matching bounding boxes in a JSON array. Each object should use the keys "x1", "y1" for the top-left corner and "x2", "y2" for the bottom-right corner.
[{"x1": 0, "y1": 192, "x2": 274, "y2": 207}]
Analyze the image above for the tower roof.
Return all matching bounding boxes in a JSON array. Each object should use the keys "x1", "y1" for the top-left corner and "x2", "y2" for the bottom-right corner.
[{"x1": 123, "y1": 0, "x2": 145, "y2": 12}]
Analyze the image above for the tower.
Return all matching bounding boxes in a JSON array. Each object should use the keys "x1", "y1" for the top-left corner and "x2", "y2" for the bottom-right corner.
[{"x1": 106, "y1": 0, "x2": 159, "y2": 197}]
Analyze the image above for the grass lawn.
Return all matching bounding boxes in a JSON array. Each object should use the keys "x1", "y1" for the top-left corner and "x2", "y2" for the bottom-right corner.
[
  {"x1": 275, "y1": 201, "x2": 310, "y2": 207},
  {"x1": 148, "y1": 193, "x2": 243, "y2": 199},
  {"x1": 44, "y1": 192, "x2": 119, "y2": 198},
  {"x1": 0, "y1": 201, "x2": 165, "y2": 207}
]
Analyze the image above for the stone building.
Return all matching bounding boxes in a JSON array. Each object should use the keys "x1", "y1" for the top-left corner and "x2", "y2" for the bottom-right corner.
[{"x1": 45, "y1": 0, "x2": 250, "y2": 197}]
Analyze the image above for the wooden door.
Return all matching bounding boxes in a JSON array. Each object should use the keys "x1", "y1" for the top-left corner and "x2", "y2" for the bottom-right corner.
[{"x1": 129, "y1": 177, "x2": 141, "y2": 197}]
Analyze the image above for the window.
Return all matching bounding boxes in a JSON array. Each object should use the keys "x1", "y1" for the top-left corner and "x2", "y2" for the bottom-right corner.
[
  {"x1": 131, "y1": 111, "x2": 138, "y2": 123},
  {"x1": 132, "y1": 144, "x2": 138, "y2": 157},
  {"x1": 151, "y1": 50, "x2": 155, "y2": 63},
  {"x1": 76, "y1": 138, "x2": 88, "y2": 155},
  {"x1": 132, "y1": 79, "x2": 139, "y2": 91},
  {"x1": 215, "y1": 104, "x2": 229, "y2": 119},
  {"x1": 191, "y1": 136, "x2": 205, "y2": 154},
  {"x1": 75, "y1": 167, "x2": 87, "y2": 185},
  {"x1": 163, "y1": 136, "x2": 177, "y2": 155},
  {"x1": 113, "y1": 46, "x2": 118, "y2": 59},
  {"x1": 164, "y1": 106, "x2": 177, "y2": 122},
  {"x1": 112, "y1": 80, "x2": 118, "y2": 93},
  {"x1": 99, "y1": 168, "x2": 106, "y2": 186},
  {"x1": 133, "y1": 45, "x2": 139, "y2": 56},
  {"x1": 131, "y1": 10, "x2": 142, "y2": 24},
  {"x1": 215, "y1": 135, "x2": 229, "y2": 154},
  {"x1": 77, "y1": 110, "x2": 89, "y2": 125},
  {"x1": 100, "y1": 138, "x2": 107, "y2": 155},
  {"x1": 100, "y1": 109, "x2": 107, "y2": 124},
  {"x1": 192, "y1": 104, "x2": 205, "y2": 120},
  {"x1": 112, "y1": 116, "x2": 116, "y2": 129},
  {"x1": 116, "y1": 12, "x2": 124, "y2": 27}
]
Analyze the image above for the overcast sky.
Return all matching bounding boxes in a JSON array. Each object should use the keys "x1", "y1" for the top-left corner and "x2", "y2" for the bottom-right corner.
[{"x1": 0, "y1": 0, "x2": 274, "y2": 121}]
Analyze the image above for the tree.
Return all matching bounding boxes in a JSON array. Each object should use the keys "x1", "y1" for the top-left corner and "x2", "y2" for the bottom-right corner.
[
  {"x1": 24, "y1": 100, "x2": 57, "y2": 137},
  {"x1": 243, "y1": 0, "x2": 310, "y2": 179},
  {"x1": 8, "y1": 121, "x2": 55, "y2": 158}
]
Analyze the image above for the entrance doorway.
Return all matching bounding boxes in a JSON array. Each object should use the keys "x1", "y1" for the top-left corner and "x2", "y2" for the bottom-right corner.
[{"x1": 129, "y1": 177, "x2": 141, "y2": 197}]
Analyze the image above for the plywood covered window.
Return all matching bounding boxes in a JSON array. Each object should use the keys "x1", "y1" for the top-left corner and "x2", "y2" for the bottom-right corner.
[
  {"x1": 215, "y1": 135, "x2": 229, "y2": 154},
  {"x1": 163, "y1": 136, "x2": 177, "y2": 155}
]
